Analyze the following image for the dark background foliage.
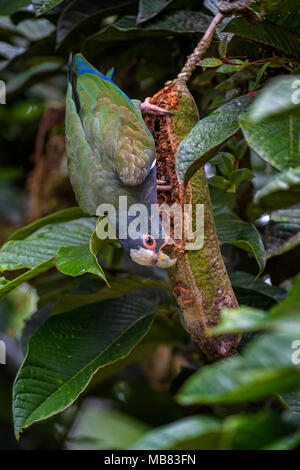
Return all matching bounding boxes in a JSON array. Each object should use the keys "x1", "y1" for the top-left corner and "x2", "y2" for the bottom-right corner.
[{"x1": 0, "y1": 0, "x2": 300, "y2": 450}]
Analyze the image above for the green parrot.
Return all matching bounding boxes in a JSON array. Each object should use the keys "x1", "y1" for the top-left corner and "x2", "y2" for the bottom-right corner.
[{"x1": 65, "y1": 53, "x2": 176, "y2": 268}]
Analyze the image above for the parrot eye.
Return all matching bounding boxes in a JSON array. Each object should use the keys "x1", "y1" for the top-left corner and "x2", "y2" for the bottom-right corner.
[{"x1": 143, "y1": 235, "x2": 157, "y2": 251}]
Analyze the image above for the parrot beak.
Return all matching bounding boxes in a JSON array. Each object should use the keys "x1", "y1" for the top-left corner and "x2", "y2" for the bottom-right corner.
[{"x1": 155, "y1": 250, "x2": 177, "y2": 269}]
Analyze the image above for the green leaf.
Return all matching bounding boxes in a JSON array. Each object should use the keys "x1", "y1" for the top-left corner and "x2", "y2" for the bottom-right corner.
[
  {"x1": 52, "y1": 275, "x2": 171, "y2": 314},
  {"x1": 266, "y1": 205, "x2": 300, "y2": 258},
  {"x1": 137, "y1": 0, "x2": 173, "y2": 24},
  {"x1": 281, "y1": 390, "x2": 300, "y2": 414},
  {"x1": 55, "y1": 245, "x2": 106, "y2": 280},
  {"x1": 209, "y1": 273, "x2": 300, "y2": 336},
  {"x1": 67, "y1": 408, "x2": 150, "y2": 450},
  {"x1": 220, "y1": 412, "x2": 300, "y2": 450},
  {"x1": 132, "y1": 415, "x2": 222, "y2": 450},
  {"x1": 13, "y1": 297, "x2": 157, "y2": 438},
  {"x1": 56, "y1": 0, "x2": 137, "y2": 47},
  {"x1": 250, "y1": 167, "x2": 300, "y2": 217},
  {"x1": 229, "y1": 168, "x2": 253, "y2": 185},
  {"x1": 199, "y1": 58, "x2": 223, "y2": 68},
  {"x1": 83, "y1": 11, "x2": 212, "y2": 55},
  {"x1": 87, "y1": 314, "x2": 188, "y2": 387},
  {"x1": 32, "y1": 0, "x2": 64, "y2": 15},
  {"x1": 7, "y1": 61, "x2": 65, "y2": 98},
  {"x1": 214, "y1": 206, "x2": 266, "y2": 274},
  {"x1": 177, "y1": 331, "x2": 300, "y2": 406},
  {"x1": 0, "y1": 0, "x2": 30, "y2": 15},
  {"x1": 0, "y1": 259, "x2": 54, "y2": 299},
  {"x1": 176, "y1": 94, "x2": 253, "y2": 184},
  {"x1": 208, "y1": 175, "x2": 231, "y2": 190},
  {"x1": 217, "y1": 59, "x2": 247, "y2": 74},
  {"x1": 204, "y1": 0, "x2": 219, "y2": 15},
  {"x1": 248, "y1": 76, "x2": 300, "y2": 122},
  {"x1": 216, "y1": 152, "x2": 235, "y2": 176},
  {"x1": 239, "y1": 108, "x2": 300, "y2": 171},
  {"x1": 0, "y1": 217, "x2": 97, "y2": 271},
  {"x1": 218, "y1": 35, "x2": 229, "y2": 59},
  {"x1": 223, "y1": 16, "x2": 300, "y2": 60},
  {"x1": 0, "y1": 218, "x2": 104, "y2": 297}
]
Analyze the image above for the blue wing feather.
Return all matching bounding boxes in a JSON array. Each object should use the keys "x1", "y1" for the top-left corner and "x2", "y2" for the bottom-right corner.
[{"x1": 69, "y1": 53, "x2": 135, "y2": 108}]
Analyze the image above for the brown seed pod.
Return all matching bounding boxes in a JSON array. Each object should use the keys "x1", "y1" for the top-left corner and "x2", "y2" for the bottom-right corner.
[{"x1": 145, "y1": 80, "x2": 241, "y2": 359}]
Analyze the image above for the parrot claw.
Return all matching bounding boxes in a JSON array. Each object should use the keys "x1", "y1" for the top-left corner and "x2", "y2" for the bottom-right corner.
[
  {"x1": 157, "y1": 179, "x2": 172, "y2": 191},
  {"x1": 141, "y1": 97, "x2": 172, "y2": 116}
]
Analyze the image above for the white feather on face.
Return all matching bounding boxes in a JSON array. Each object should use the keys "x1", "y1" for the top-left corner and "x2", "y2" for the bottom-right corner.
[{"x1": 130, "y1": 247, "x2": 176, "y2": 268}]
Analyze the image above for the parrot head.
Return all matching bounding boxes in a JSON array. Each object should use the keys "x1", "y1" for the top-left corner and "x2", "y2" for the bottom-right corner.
[
  {"x1": 128, "y1": 234, "x2": 176, "y2": 269},
  {"x1": 116, "y1": 216, "x2": 176, "y2": 269}
]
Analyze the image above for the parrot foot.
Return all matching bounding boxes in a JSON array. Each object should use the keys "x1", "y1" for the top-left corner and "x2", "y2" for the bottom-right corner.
[
  {"x1": 141, "y1": 97, "x2": 172, "y2": 116},
  {"x1": 157, "y1": 184, "x2": 172, "y2": 191}
]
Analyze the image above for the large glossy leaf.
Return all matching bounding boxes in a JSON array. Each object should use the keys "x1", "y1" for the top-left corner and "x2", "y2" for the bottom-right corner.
[
  {"x1": 56, "y1": 0, "x2": 138, "y2": 47},
  {"x1": 13, "y1": 297, "x2": 157, "y2": 438},
  {"x1": 281, "y1": 390, "x2": 300, "y2": 415},
  {"x1": 177, "y1": 275, "x2": 300, "y2": 405},
  {"x1": 83, "y1": 11, "x2": 212, "y2": 55},
  {"x1": 209, "y1": 305, "x2": 298, "y2": 336},
  {"x1": 176, "y1": 95, "x2": 253, "y2": 184},
  {"x1": 214, "y1": 206, "x2": 266, "y2": 274},
  {"x1": 248, "y1": 75, "x2": 300, "y2": 122},
  {"x1": 32, "y1": 0, "x2": 64, "y2": 15},
  {"x1": 0, "y1": 217, "x2": 108, "y2": 297},
  {"x1": 177, "y1": 330, "x2": 300, "y2": 406},
  {"x1": 13, "y1": 18, "x2": 55, "y2": 41},
  {"x1": 132, "y1": 415, "x2": 222, "y2": 450},
  {"x1": 240, "y1": 108, "x2": 300, "y2": 171},
  {"x1": 0, "y1": 217, "x2": 97, "y2": 270},
  {"x1": 223, "y1": 16, "x2": 300, "y2": 59},
  {"x1": 210, "y1": 273, "x2": 300, "y2": 335},
  {"x1": 85, "y1": 314, "x2": 188, "y2": 387},
  {"x1": 137, "y1": 0, "x2": 173, "y2": 24},
  {"x1": 250, "y1": 167, "x2": 300, "y2": 218}
]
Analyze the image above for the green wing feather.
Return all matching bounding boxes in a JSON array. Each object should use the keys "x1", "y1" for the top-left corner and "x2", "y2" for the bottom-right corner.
[{"x1": 65, "y1": 55, "x2": 156, "y2": 215}]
